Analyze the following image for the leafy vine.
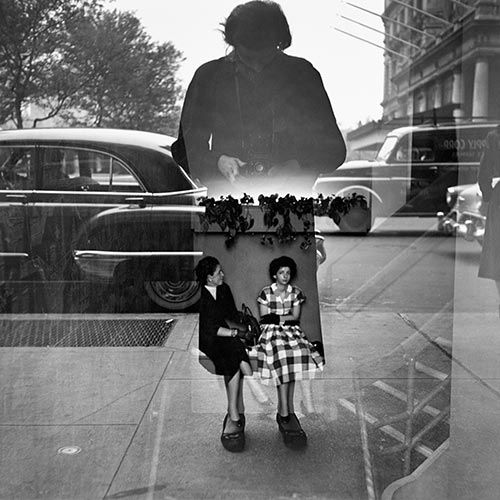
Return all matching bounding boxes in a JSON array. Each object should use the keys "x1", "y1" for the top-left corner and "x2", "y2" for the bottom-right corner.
[
  {"x1": 258, "y1": 194, "x2": 314, "y2": 249},
  {"x1": 198, "y1": 192, "x2": 367, "y2": 248},
  {"x1": 198, "y1": 194, "x2": 255, "y2": 247}
]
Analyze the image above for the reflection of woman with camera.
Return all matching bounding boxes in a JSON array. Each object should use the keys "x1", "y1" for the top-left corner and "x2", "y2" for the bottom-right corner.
[
  {"x1": 172, "y1": 0, "x2": 346, "y2": 196},
  {"x1": 195, "y1": 256, "x2": 253, "y2": 452}
]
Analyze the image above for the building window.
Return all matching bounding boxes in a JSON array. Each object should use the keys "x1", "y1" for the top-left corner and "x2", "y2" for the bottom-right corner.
[
  {"x1": 443, "y1": 74, "x2": 454, "y2": 104},
  {"x1": 414, "y1": 91, "x2": 426, "y2": 113},
  {"x1": 426, "y1": 85, "x2": 435, "y2": 110}
]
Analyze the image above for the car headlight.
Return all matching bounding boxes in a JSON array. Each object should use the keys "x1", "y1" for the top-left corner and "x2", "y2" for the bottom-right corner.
[
  {"x1": 446, "y1": 189, "x2": 458, "y2": 207},
  {"x1": 446, "y1": 191, "x2": 453, "y2": 206}
]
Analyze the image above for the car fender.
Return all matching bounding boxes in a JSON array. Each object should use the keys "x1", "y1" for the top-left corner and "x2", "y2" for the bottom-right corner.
[{"x1": 328, "y1": 185, "x2": 384, "y2": 205}]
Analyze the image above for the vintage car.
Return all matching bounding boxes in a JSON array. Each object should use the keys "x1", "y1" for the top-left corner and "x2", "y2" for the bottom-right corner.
[
  {"x1": 436, "y1": 180, "x2": 499, "y2": 245},
  {"x1": 313, "y1": 121, "x2": 499, "y2": 233},
  {"x1": 0, "y1": 128, "x2": 207, "y2": 313}
]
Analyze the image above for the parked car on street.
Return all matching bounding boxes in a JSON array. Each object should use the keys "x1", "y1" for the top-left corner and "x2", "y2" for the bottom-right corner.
[
  {"x1": 0, "y1": 128, "x2": 207, "y2": 313},
  {"x1": 436, "y1": 180, "x2": 499, "y2": 246},
  {"x1": 313, "y1": 121, "x2": 499, "y2": 233}
]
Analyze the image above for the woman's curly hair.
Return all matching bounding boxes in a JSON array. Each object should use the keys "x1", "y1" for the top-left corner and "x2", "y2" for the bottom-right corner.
[
  {"x1": 222, "y1": 1, "x2": 292, "y2": 51},
  {"x1": 195, "y1": 256, "x2": 220, "y2": 284},
  {"x1": 269, "y1": 255, "x2": 297, "y2": 281}
]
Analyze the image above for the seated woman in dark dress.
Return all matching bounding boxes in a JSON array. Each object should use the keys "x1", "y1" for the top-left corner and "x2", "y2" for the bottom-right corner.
[{"x1": 195, "y1": 256, "x2": 253, "y2": 452}]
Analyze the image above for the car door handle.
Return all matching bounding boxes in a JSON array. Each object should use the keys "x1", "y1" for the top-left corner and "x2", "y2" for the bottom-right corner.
[
  {"x1": 5, "y1": 193, "x2": 28, "y2": 203},
  {"x1": 125, "y1": 197, "x2": 146, "y2": 207}
]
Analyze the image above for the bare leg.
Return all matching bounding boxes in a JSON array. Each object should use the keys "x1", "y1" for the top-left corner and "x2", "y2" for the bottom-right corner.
[
  {"x1": 224, "y1": 372, "x2": 242, "y2": 433},
  {"x1": 277, "y1": 383, "x2": 289, "y2": 416},
  {"x1": 245, "y1": 376, "x2": 271, "y2": 404},
  {"x1": 299, "y1": 380, "x2": 316, "y2": 413},
  {"x1": 287, "y1": 381, "x2": 295, "y2": 413},
  {"x1": 237, "y1": 375, "x2": 245, "y2": 414},
  {"x1": 237, "y1": 360, "x2": 252, "y2": 414},
  {"x1": 240, "y1": 360, "x2": 252, "y2": 376},
  {"x1": 287, "y1": 381, "x2": 301, "y2": 431}
]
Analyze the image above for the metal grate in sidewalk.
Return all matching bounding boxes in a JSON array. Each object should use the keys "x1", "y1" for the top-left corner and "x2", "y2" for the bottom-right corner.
[{"x1": 0, "y1": 318, "x2": 176, "y2": 347}]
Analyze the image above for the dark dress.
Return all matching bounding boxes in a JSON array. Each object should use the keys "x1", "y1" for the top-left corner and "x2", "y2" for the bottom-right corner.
[
  {"x1": 171, "y1": 51, "x2": 346, "y2": 191},
  {"x1": 198, "y1": 282, "x2": 249, "y2": 376},
  {"x1": 478, "y1": 128, "x2": 500, "y2": 280}
]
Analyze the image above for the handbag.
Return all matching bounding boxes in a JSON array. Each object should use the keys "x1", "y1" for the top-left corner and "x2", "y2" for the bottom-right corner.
[{"x1": 236, "y1": 303, "x2": 260, "y2": 347}]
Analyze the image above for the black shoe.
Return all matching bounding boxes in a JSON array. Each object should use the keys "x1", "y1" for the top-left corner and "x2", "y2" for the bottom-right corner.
[
  {"x1": 277, "y1": 413, "x2": 307, "y2": 449},
  {"x1": 289, "y1": 413, "x2": 307, "y2": 448},
  {"x1": 221, "y1": 414, "x2": 245, "y2": 452}
]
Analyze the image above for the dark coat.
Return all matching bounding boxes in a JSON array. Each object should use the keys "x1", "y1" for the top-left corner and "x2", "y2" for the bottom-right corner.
[
  {"x1": 478, "y1": 128, "x2": 500, "y2": 203},
  {"x1": 198, "y1": 283, "x2": 249, "y2": 376},
  {"x1": 478, "y1": 128, "x2": 500, "y2": 280},
  {"x1": 172, "y1": 52, "x2": 346, "y2": 187}
]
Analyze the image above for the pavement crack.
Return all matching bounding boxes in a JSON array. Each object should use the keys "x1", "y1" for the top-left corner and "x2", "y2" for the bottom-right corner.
[
  {"x1": 397, "y1": 311, "x2": 500, "y2": 401},
  {"x1": 102, "y1": 354, "x2": 175, "y2": 499},
  {"x1": 71, "y1": 381, "x2": 155, "y2": 425}
]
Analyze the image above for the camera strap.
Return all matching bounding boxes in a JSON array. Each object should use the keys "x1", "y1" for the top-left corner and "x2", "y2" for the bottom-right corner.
[
  {"x1": 233, "y1": 65, "x2": 277, "y2": 161},
  {"x1": 234, "y1": 69, "x2": 247, "y2": 155}
]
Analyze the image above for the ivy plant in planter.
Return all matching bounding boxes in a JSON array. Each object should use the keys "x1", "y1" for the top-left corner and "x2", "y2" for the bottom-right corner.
[
  {"x1": 198, "y1": 192, "x2": 367, "y2": 248},
  {"x1": 258, "y1": 194, "x2": 315, "y2": 249},
  {"x1": 198, "y1": 194, "x2": 255, "y2": 247}
]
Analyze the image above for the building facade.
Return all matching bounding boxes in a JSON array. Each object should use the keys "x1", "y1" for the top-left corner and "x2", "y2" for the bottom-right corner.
[
  {"x1": 348, "y1": 0, "x2": 500, "y2": 157},
  {"x1": 383, "y1": 0, "x2": 500, "y2": 122}
]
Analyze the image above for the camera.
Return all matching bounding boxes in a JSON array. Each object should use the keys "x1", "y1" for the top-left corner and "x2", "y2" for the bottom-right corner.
[{"x1": 238, "y1": 160, "x2": 269, "y2": 177}]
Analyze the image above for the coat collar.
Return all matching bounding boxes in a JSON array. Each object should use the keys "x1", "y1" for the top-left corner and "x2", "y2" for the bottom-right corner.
[{"x1": 204, "y1": 285, "x2": 217, "y2": 300}]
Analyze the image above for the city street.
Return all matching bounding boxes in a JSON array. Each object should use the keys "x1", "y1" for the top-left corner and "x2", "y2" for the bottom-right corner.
[
  {"x1": 0, "y1": 217, "x2": 497, "y2": 499},
  {"x1": 315, "y1": 216, "x2": 497, "y2": 494},
  {"x1": 1, "y1": 0, "x2": 499, "y2": 498},
  {"x1": 318, "y1": 216, "x2": 496, "y2": 314}
]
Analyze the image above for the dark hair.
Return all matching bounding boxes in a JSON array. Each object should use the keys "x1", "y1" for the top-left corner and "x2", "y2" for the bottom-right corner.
[
  {"x1": 222, "y1": 1, "x2": 292, "y2": 51},
  {"x1": 269, "y1": 256, "x2": 297, "y2": 281},
  {"x1": 195, "y1": 256, "x2": 220, "y2": 284}
]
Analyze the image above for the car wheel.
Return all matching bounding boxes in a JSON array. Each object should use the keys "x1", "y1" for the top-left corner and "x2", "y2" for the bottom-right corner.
[
  {"x1": 337, "y1": 205, "x2": 372, "y2": 234},
  {"x1": 144, "y1": 279, "x2": 201, "y2": 311}
]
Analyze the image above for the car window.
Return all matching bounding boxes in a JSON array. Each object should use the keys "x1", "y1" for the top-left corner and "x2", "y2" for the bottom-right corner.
[
  {"x1": 39, "y1": 147, "x2": 143, "y2": 192},
  {"x1": 393, "y1": 136, "x2": 411, "y2": 162},
  {"x1": 376, "y1": 136, "x2": 398, "y2": 161},
  {"x1": 391, "y1": 134, "x2": 433, "y2": 162},
  {"x1": 0, "y1": 146, "x2": 35, "y2": 190},
  {"x1": 410, "y1": 133, "x2": 435, "y2": 162},
  {"x1": 108, "y1": 159, "x2": 144, "y2": 191}
]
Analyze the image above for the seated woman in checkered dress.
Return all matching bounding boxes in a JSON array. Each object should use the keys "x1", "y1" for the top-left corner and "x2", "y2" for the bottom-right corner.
[{"x1": 255, "y1": 256, "x2": 323, "y2": 444}]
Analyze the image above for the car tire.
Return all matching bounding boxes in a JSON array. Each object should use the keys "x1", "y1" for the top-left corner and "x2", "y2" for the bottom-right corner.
[
  {"x1": 337, "y1": 205, "x2": 372, "y2": 234},
  {"x1": 144, "y1": 279, "x2": 201, "y2": 311}
]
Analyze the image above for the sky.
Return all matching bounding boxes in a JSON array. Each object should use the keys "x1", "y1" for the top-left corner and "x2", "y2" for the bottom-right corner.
[{"x1": 108, "y1": 0, "x2": 386, "y2": 130}]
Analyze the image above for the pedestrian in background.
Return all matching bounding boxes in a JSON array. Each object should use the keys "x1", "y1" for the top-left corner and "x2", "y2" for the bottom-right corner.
[
  {"x1": 478, "y1": 124, "x2": 500, "y2": 316},
  {"x1": 256, "y1": 255, "x2": 324, "y2": 447},
  {"x1": 195, "y1": 256, "x2": 253, "y2": 452},
  {"x1": 172, "y1": 0, "x2": 346, "y2": 197}
]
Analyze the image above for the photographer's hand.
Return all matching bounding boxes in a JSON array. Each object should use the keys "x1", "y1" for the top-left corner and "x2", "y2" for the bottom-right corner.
[{"x1": 217, "y1": 155, "x2": 245, "y2": 183}]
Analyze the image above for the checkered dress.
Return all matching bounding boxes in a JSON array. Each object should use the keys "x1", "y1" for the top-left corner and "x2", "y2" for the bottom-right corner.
[{"x1": 253, "y1": 283, "x2": 324, "y2": 386}]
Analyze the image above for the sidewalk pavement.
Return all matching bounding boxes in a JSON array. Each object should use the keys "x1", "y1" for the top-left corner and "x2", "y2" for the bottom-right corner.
[{"x1": 0, "y1": 310, "x2": 451, "y2": 500}]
